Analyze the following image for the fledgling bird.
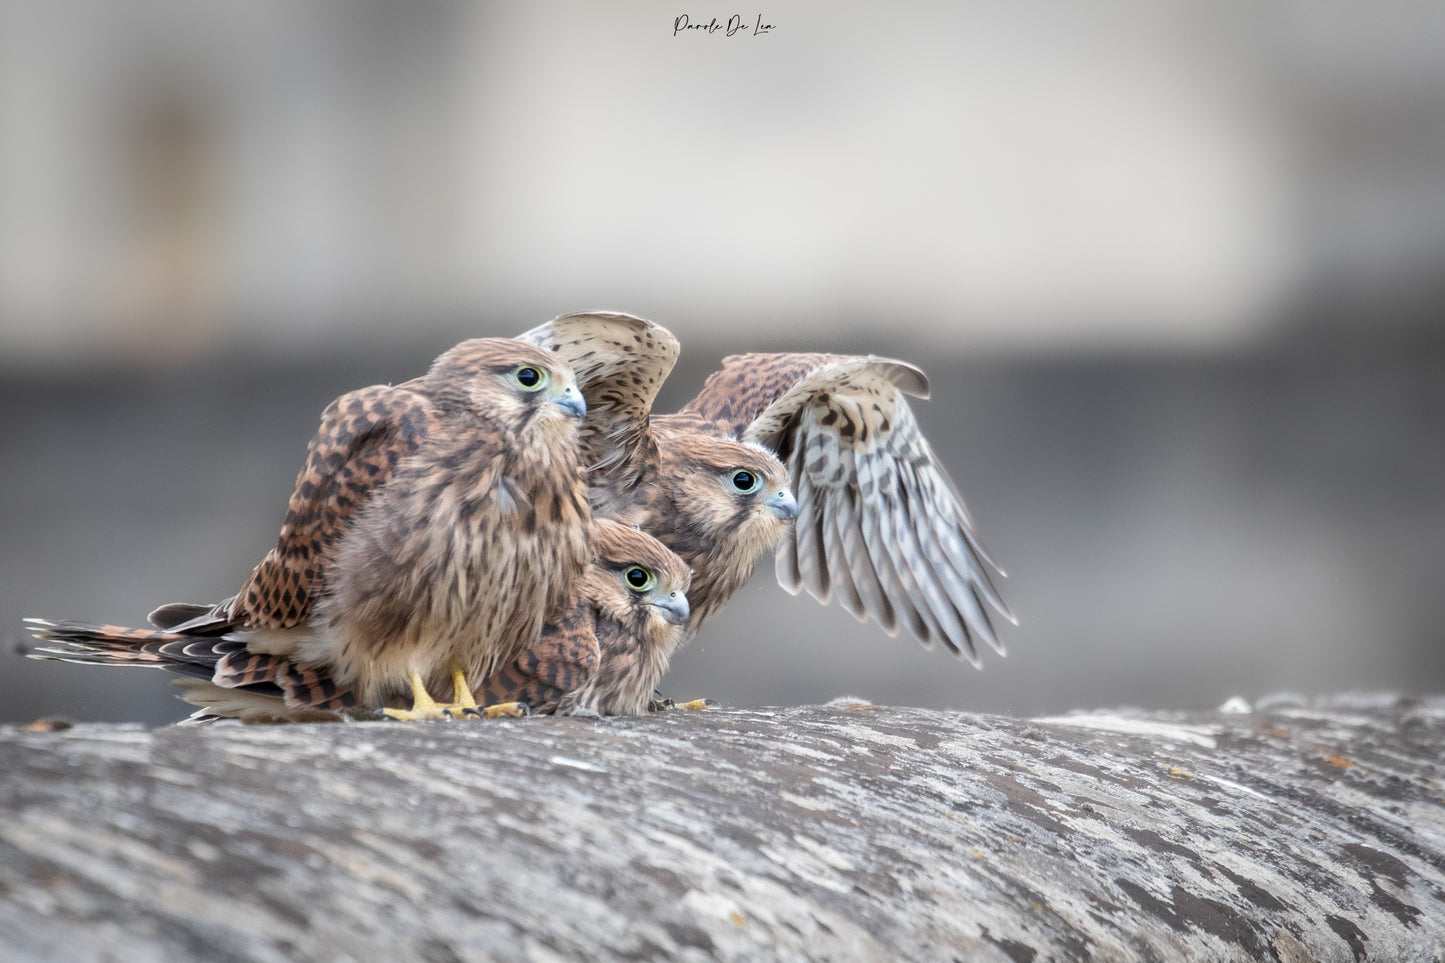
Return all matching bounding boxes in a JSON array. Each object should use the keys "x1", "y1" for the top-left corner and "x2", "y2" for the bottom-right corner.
[
  {"x1": 25, "y1": 338, "x2": 593, "y2": 719},
  {"x1": 25, "y1": 518, "x2": 690, "y2": 721},
  {"x1": 669, "y1": 351, "x2": 1013, "y2": 663},
  {"x1": 518, "y1": 312, "x2": 798, "y2": 636},
  {"x1": 475, "y1": 518, "x2": 692, "y2": 716},
  {"x1": 524, "y1": 313, "x2": 1013, "y2": 664}
]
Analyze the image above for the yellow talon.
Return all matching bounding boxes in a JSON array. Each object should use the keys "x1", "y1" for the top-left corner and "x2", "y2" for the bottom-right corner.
[
  {"x1": 383, "y1": 669, "x2": 445, "y2": 721},
  {"x1": 648, "y1": 697, "x2": 716, "y2": 712},
  {"x1": 478, "y1": 702, "x2": 530, "y2": 719},
  {"x1": 449, "y1": 667, "x2": 479, "y2": 711},
  {"x1": 383, "y1": 667, "x2": 486, "y2": 721}
]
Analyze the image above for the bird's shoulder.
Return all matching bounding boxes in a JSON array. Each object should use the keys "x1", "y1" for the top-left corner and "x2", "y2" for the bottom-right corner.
[{"x1": 230, "y1": 382, "x2": 439, "y2": 628}]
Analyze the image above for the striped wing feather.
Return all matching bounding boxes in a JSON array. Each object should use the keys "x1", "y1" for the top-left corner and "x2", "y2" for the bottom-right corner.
[{"x1": 720, "y1": 354, "x2": 1012, "y2": 664}]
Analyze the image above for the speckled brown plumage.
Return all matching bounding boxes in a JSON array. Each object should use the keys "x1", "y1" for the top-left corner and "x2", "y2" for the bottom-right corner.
[
  {"x1": 476, "y1": 518, "x2": 692, "y2": 716},
  {"x1": 674, "y1": 351, "x2": 1013, "y2": 664},
  {"x1": 231, "y1": 384, "x2": 437, "y2": 630},
  {"x1": 519, "y1": 312, "x2": 798, "y2": 641},
  {"x1": 26, "y1": 337, "x2": 594, "y2": 711},
  {"x1": 524, "y1": 315, "x2": 1012, "y2": 665},
  {"x1": 517, "y1": 311, "x2": 679, "y2": 506},
  {"x1": 28, "y1": 519, "x2": 689, "y2": 721}
]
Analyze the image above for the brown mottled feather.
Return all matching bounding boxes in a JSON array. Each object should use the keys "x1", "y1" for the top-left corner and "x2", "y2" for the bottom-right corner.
[
  {"x1": 22, "y1": 618, "x2": 359, "y2": 717},
  {"x1": 517, "y1": 314, "x2": 795, "y2": 641},
  {"x1": 676, "y1": 351, "x2": 1012, "y2": 664},
  {"x1": 517, "y1": 311, "x2": 678, "y2": 515},
  {"x1": 476, "y1": 518, "x2": 691, "y2": 716},
  {"x1": 473, "y1": 599, "x2": 599, "y2": 714},
  {"x1": 231, "y1": 384, "x2": 438, "y2": 630},
  {"x1": 25, "y1": 337, "x2": 594, "y2": 712},
  {"x1": 27, "y1": 519, "x2": 689, "y2": 721}
]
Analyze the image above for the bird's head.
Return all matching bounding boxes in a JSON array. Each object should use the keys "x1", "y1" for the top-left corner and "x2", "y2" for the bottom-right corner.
[
  {"x1": 661, "y1": 435, "x2": 797, "y2": 565},
  {"x1": 424, "y1": 338, "x2": 586, "y2": 437},
  {"x1": 588, "y1": 519, "x2": 692, "y2": 645}
]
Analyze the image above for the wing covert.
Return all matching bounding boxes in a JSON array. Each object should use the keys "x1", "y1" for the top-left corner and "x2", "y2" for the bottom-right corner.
[{"x1": 231, "y1": 383, "x2": 436, "y2": 628}]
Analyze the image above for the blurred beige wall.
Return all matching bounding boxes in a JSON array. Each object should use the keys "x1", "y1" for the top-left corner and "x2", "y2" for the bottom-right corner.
[
  {"x1": 3, "y1": 1, "x2": 1445, "y2": 724},
  {"x1": 5, "y1": 1, "x2": 1441, "y2": 364}
]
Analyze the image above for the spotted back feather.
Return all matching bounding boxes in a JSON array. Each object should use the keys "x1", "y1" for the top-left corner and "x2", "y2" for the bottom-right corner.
[
  {"x1": 474, "y1": 599, "x2": 599, "y2": 714},
  {"x1": 231, "y1": 383, "x2": 437, "y2": 630},
  {"x1": 679, "y1": 352, "x2": 929, "y2": 440}
]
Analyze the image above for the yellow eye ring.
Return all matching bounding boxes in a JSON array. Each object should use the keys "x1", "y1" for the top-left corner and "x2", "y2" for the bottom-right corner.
[
  {"x1": 513, "y1": 365, "x2": 548, "y2": 391},
  {"x1": 623, "y1": 566, "x2": 656, "y2": 593}
]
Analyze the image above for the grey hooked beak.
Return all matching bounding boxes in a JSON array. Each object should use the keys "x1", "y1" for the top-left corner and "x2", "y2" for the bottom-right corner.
[
  {"x1": 552, "y1": 384, "x2": 587, "y2": 419},
  {"x1": 764, "y1": 488, "x2": 798, "y2": 521},
  {"x1": 652, "y1": 590, "x2": 691, "y2": 626}
]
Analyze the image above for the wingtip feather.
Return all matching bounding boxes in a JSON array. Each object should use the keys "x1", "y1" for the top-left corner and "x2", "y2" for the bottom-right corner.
[{"x1": 868, "y1": 357, "x2": 930, "y2": 400}]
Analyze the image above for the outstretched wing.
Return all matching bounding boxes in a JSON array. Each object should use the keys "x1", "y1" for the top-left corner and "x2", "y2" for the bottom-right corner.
[
  {"x1": 231, "y1": 383, "x2": 436, "y2": 629},
  {"x1": 516, "y1": 311, "x2": 679, "y2": 502},
  {"x1": 688, "y1": 352, "x2": 1012, "y2": 665}
]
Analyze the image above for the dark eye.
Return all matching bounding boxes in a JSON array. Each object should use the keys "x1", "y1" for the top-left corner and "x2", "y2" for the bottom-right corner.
[
  {"x1": 514, "y1": 365, "x2": 547, "y2": 391},
  {"x1": 624, "y1": 566, "x2": 655, "y2": 592},
  {"x1": 730, "y1": 470, "x2": 759, "y2": 493}
]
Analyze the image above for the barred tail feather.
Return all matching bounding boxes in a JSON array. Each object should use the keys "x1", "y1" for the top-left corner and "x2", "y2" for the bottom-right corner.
[
  {"x1": 23, "y1": 616, "x2": 365, "y2": 718},
  {"x1": 22, "y1": 617, "x2": 218, "y2": 677},
  {"x1": 174, "y1": 679, "x2": 292, "y2": 723}
]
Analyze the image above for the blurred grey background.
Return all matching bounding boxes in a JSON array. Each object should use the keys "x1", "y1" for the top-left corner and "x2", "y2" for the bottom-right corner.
[{"x1": 3, "y1": 1, "x2": 1443, "y2": 724}]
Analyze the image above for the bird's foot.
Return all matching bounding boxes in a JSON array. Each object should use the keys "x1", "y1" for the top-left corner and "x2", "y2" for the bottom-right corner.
[
  {"x1": 649, "y1": 696, "x2": 717, "y2": 712},
  {"x1": 383, "y1": 700, "x2": 488, "y2": 721},
  {"x1": 383, "y1": 667, "x2": 488, "y2": 721},
  {"x1": 382, "y1": 704, "x2": 455, "y2": 722},
  {"x1": 462, "y1": 701, "x2": 531, "y2": 719}
]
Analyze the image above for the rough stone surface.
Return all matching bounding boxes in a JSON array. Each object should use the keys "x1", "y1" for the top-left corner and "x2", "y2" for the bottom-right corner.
[{"x1": 1, "y1": 695, "x2": 1443, "y2": 961}]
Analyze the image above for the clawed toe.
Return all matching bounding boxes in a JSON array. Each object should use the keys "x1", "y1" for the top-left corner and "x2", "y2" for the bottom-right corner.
[
  {"x1": 482, "y1": 701, "x2": 530, "y2": 719},
  {"x1": 649, "y1": 696, "x2": 716, "y2": 712}
]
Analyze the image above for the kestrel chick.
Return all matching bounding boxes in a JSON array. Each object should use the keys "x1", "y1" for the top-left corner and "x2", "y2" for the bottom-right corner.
[
  {"x1": 669, "y1": 351, "x2": 1013, "y2": 664},
  {"x1": 523, "y1": 313, "x2": 1011, "y2": 664},
  {"x1": 26, "y1": 338, "x2": 593, "y2": 719},
  {"x1": 27, "y1": 519, "x2": 689, "y2": 722},
  {"x1": 476, "y1": 518, "x2": 692, "y2": 716},
  {"x1": 519, "y1": 312, "x2": 798, "y2": 638}
]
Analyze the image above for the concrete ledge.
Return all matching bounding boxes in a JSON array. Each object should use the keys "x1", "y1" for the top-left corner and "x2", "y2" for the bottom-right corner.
[{"x1": 2, "y1": 696, "x2": 1443, "y2": 961}]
